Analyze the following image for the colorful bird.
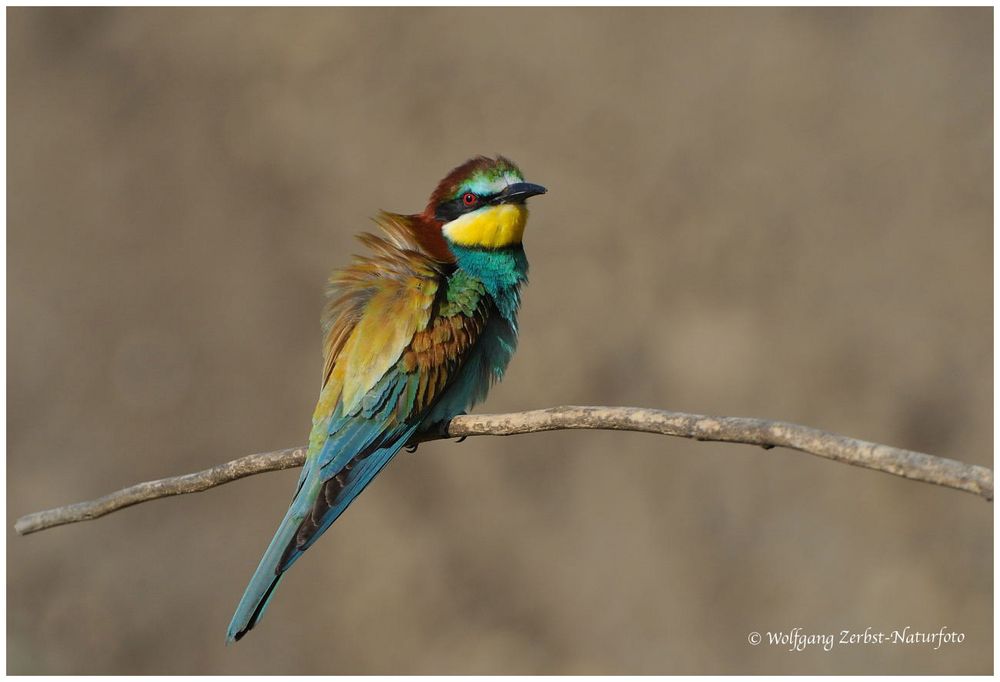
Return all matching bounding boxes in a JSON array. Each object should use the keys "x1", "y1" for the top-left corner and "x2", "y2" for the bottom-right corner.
[{"x1": 227, "y1": 156, "x2": 546, "y2": 641}]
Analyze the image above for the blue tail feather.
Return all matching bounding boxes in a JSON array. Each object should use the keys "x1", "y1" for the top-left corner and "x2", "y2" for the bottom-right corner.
[
  {"x1": 296, "y1": 427, "x2": 417, "y2": 556},
  {"x1": 226, "y1": 420, "x2": 420, "y2": 642},
  {"x1": 226, "y1": 466, "x2": 317, "y2": 642}
]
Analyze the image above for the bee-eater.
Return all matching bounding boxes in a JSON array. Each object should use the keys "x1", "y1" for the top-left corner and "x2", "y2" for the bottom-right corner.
[{"x1": 227, "y1": 156, "x2": 546, "y2": 641}]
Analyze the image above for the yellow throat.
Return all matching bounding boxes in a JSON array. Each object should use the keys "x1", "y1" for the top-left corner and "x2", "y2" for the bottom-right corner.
[{"x1": 442, "y1": 204, "x2": 528, "y2": 249}]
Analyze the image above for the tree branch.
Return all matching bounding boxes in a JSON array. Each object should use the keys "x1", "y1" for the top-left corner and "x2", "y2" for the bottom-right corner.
[{"x1": 14, "y1": 405, "x2": 992, "y2": 535}]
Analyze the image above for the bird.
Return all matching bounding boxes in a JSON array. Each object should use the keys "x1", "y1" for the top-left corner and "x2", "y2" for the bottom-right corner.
[{"x1": 226, "y1": 155, "x2": 546, "y2": 642}]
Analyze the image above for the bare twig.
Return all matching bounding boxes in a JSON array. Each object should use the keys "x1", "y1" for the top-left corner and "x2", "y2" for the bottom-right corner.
[{"x1": 14, "y1": 405, "x2": 992, "y2": 535}]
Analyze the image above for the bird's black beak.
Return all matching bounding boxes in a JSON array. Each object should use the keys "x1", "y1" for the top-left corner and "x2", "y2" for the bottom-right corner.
[{"x1": 491, "y1": 182, "x2": 547, "y2": 205}]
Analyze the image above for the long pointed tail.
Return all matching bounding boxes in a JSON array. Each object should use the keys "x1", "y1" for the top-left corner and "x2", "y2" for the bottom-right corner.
[
  {"x1": 226, "y1": 419, "x2": 419, "y2": 642},
  {"x1": 226, "y1": 475, "x2": 315, "y2": 643}
]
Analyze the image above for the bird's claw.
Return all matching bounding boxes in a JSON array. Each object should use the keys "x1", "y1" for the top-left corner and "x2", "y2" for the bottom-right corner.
[
  {"x1": 404, "y1": 443, "x2": 419, "y2": 454},
  {"x1": 438, "y1": 412, "x2": 468, "y2": 440}
]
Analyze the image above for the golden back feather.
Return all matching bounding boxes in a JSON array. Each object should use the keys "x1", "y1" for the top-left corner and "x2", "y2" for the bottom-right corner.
[{"x1": 317, "y1": 212, "x2": 452, "y2": 418}]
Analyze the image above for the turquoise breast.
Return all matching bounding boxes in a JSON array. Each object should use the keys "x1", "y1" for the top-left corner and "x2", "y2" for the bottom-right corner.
[{"x1": 420, "y1": 245, "x2": 527, "y2": 429}]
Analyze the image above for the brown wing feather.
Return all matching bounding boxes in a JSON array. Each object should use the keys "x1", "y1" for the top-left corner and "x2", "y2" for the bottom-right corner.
[
  {"x1": 320, "y1": 212, "x2": 453, "y2": 391},
  {"x1": 292, "y1": 285, "x2": 492, "y2": 565}
]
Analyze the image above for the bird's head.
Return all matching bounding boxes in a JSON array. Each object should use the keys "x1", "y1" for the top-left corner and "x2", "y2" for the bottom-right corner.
[{"x1": 424, "y1": 156, "x2": 546, "y2": 250}]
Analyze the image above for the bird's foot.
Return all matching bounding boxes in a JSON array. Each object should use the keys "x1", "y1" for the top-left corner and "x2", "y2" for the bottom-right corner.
[
  {"x1": 407, "y1": 414, "x2": 468, "y2": 453},
  {"x1": 444, "y1": 412, "x2": 468, "y2": 443},
  {"x1": 425, "y1": 412, "x2": 467, "y2": 440}
]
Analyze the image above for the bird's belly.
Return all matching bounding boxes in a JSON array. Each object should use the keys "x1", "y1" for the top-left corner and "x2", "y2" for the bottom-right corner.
[{"x1": 419, "y1": 313, "x2": 517, "y2": 430}]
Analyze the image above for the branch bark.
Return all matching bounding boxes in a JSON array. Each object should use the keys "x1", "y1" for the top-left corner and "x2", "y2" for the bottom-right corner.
[{"x1": 14, "y1": 405, "x2": 992, "y2": 535}]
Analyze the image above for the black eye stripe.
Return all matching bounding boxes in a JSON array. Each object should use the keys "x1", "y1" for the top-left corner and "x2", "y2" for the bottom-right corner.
[{"x1": 435, "y1": 192, "x2": 500, "y2": 222}]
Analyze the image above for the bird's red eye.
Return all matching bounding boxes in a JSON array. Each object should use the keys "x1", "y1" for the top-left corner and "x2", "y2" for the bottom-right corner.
[{"x1": 462, "y1": 192, "x2": 478, "y2": 207}]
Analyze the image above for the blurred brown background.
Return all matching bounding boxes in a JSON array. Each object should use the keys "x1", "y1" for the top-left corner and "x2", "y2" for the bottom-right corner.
[{"x1": 7, "y1": 7, "x2": 992, "y2": 675}]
